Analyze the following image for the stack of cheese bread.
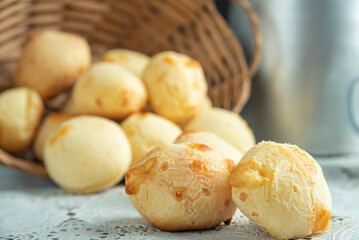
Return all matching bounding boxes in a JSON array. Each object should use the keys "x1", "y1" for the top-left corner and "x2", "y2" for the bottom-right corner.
[{"x1": 0, "y1": 30, "x2": 331, "y2": 239}]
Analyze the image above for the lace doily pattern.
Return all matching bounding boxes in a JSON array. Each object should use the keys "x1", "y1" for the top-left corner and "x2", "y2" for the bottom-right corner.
[{"x1": 1, "y1": 156, "x2": 359, "y2": 240}]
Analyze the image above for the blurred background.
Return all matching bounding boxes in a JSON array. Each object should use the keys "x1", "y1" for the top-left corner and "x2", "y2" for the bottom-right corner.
[{"x1": 217, "y1": 0, "x2": 359, "y2": 156}]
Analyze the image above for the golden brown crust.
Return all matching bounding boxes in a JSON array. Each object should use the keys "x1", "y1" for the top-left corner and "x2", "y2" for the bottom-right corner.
[
  {"x1": 187, "y1": 143, "x2": 213, "y2": 152},
  {"x1": 125, "y1": 157, "x2": 157, "y2": 195},
  {"x1": 239, "y1": 192, "x2": 248, "y2": 202},
  {"x1": 126, "y1": 143, "x2": 236, "y2": 231},
  {"x1": 185, "y1": 59, "x2": 201, "y2": 68},
  {"x1": 310, "y1": 202, "x2": 331, "y2": 232},
  {"x1": 279, "y1": 145, "x2": 318, "y2": 181},
  {"x1": 230, "y1": 141, "x2": 332, "y2": 239},
  {"x1": 162, "y1": 55, "x2": 175, "y2": 64},
  {"x1": 225, "y1": 158, "x2": 236, "y2": 172}
]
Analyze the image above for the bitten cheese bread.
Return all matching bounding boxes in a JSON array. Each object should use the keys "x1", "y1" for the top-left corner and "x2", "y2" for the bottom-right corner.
[
  {"x1": 175, "y1": 131, "x2": 243, "y2": 163},
  {"x1": 185, "y1": 108, "x2": 255, "y2": 154},
  {"x1": 102, "y1": 49, "x2": 150, "y2": 78},
  {"x1": 0, "y1": 87, "x2": 43, "y2": 152},
  {"x1": 73, "y1": 62, "x2": 147, "y2": 119},
  {"x1": 142, "y1": 51, "x2": 207, "y2": 125},
  {"x1": 15, "y1": 30, "x2": 91, "y2": 100},
  {"x1": 121, "y1": 112, "x2": 182, "y2": 167},
  {"x1": 126, "y1": 143, "x2": 237, "y2": 231},
  {"x1": 44, "y1": 116, "x2": 131, "y2": 194},
  {"x1": 229, "y1": 141, "x2": 332, "y2": 240}
]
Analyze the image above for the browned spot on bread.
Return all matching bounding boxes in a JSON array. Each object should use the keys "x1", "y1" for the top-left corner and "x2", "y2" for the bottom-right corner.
[
  {"x1": 163, "y1": 55, "x2": 175, "y2": 64},
  {"x1": 125, "y1": 184, "x2": 137, "y2": 195},
  {"x1": 185, "y1": 59, "x2": 201, "y2": 67},
  {"x1": 189, "y1": 160, "x2": 205, "y2": 171},
  {"x1": 48, "y1": 113, "x2": 74, "y2": 122},
  {"x1": 280, "y1": 145, "x2": 318, "y2": 179},
  {"x1": 157, "y1": 72, "x2": 167, "y2": 82},
  {"x1": 173, "y1": 187, "x2": 187, "y2": 202},
  {"x1": 121, "y1": 90, "x2": 134, "y2": 107},
  {"x1": 225, "y1": 158, "x2": 236, "y2": 172},
  {"x1": 310, "y1": 202, "x2": 331, "y2": 233},
  {"x1": 252, "y1": 211, "x2": 259, "y2": 217},
  {"x1": 96, "y1": 98, "x2": 102, "y2": 107},
  {"x1": 31, "y1": 101, "x2": 42, "y2": 110},
  {"x1": 187, "y1": 143, "x2": 212, "y2": 152},
  {"x1": 125, "y1": 157, "x2": 157, "y2": 195},
  {"x1": 224, "y1": 199, "x2": 231, "y2": 207},
  {"x1": 135, "y1": 112, "x2": 151, "y2": 119},
  {"x1": 202, "y1": 188, "x2": 210, "y2": 196},
  {"x1": 294, "y1": 151, "x2": 317, "y2": 176},
  {"x1": 127, "y1": 128, "x2": 137, "y2": 136},
  {"x1": 161, "y1": 162, "x2": 169, "y2": 171},
  {"x1": 49, "y1": 125, "x2": 72, "y2": 146},
  {"x1": 102, "y1": 55, "x2": 115, "y2": 62},
  {"x1": 188, "y1": 159, "x2": 215, "y2": 177},
  {"x1": 239, "y1": 192, "x2": 248, "y2": 202},
  {"x1": 224, "y1": 218, "x2": 232, "y2": 225}
]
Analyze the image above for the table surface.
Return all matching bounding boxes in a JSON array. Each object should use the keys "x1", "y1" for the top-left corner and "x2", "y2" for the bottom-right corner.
[{"x1": 1, "y1": 156, "x2": 359, "y2": 240}]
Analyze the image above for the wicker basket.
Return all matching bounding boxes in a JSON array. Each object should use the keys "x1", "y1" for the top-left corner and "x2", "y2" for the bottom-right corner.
[{"x1": 0, "y1": 0, "x2": 262, "y2": 178}]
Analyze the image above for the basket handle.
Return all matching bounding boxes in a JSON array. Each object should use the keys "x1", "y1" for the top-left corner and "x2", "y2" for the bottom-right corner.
[{"x1": 231, "y1": 0, "x2": 262, "y2": 77}]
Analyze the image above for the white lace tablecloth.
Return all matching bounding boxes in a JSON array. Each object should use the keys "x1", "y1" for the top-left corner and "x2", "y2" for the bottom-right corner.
[{"x1": 1, "y1": 156, "x2": 359, "y2": 240}]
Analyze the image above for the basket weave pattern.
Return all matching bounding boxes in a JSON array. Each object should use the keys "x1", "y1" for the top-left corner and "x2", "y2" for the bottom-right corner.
[{"x1": 0, "y1": 0, "x2": 261, "y2": 178}]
